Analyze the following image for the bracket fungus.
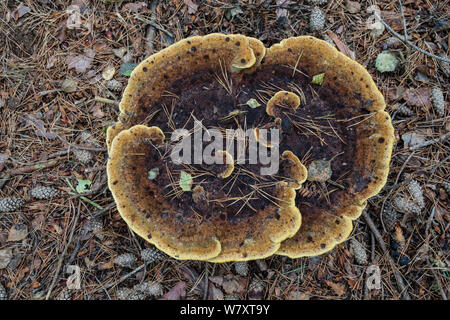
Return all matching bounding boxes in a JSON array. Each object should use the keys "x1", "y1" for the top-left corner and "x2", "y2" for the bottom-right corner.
[{"x1": 107, "y1": 34, "x2": 394, "y2": 261}]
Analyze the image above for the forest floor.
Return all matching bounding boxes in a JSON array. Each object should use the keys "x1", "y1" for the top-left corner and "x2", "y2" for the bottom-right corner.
[{"x1": 0, "y1": 0, "x2": 448, "y2": 300}]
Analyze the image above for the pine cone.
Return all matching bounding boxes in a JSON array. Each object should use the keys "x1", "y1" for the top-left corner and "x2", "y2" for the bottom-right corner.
[
  {"x1": 383, "y1": 202, "x2": 398, "y2": 231},
  {"x1": 72, "y1": 149, "x2": 93, "y2": 164},
  {"x1": 106, "y1": 79, "x2": 123, "y2": 91},
  {"x1": 140, "y1": 247, "x2": 166, "y2": 264},
  {"x1": 310, "y1": 7, "x2": 325, "y2": 32},
  {"x1": 117, "y1": 287, "x2": 132, "y2": 300},
  {"x1": 407, "y1": 180, "x2": 425, "y2": 209},
  {"x1": 397, "y1": 104, "x2": 415, "y2": 116},
  {"x1": 86, "y1": 217, "x2": 103, "y2": 240},
  {"x1": 134, "y1": 281, "x2": 163, "y2": 297},
  {"x1": 248, "y1": 278, "x2": 265, "y2": 300},
  {"x1": 431, "y1": 87, "x2": 445, "y2": 117},
  {"x1": 0, "y1": 283, "x2": 7, "y2": 300},
  {"x1": 31, "y1": 186, "x2": 59, "y2": 200},
  {"x1": 234, "y1": 261, "x2": 249, "y2": 277},
  {"x1": 0, "y1": 197, "x2": 25, "y2": 213},
  {"x1": 56, "y1": 289, "x2": 72, "y2": 300},
  {"x1": 114, "y1": 253, "x2": 137, "y2": 268},
  {"x1": 350, "y1": 238, "x2": 368, "y2": 265},
  {"x1": 393, "y1": 196, "x2": 421, "y2": 215},
  {"x1": 443, "y1": 182, "x2": 450, "y2": 194}
]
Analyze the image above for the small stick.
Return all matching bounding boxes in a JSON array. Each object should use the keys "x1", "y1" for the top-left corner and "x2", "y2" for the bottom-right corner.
[
  {"x1": 84, "y1": 166, "x2": 106, "y2": 173},
  {"x1": 45, "y1": 200, "x2": 82, "y2": 300},
  {"x1": 0, "y1": 160, "x2": 59, "y2": 189},
  {"x1": 410, "y1": 132, "x2": 450, "y2": 150},
  {"x1": 374, "y1": 12, "x2": 450, "y2": 63},
  {"x1": 428, "y1": 261, "x2": 448, "y2": 300},
  {"x1": 94, "y1": 96, "x2": 118, "y2": 105}
]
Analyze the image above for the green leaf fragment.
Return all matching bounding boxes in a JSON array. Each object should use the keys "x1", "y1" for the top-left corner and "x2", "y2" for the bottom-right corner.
[
  {"x1": 76, "y1": 179, "x2": 92, "y2": 194},
  {"x1": 246, "y1": 98, "x2": 261, "y2": 108},
  {"x1": 179, "y1": 171, "x2": 193, "y2": 192},
  {"x1": 311, "y1": 73, "x2": 325, "y2": 85},
  {"x1": 148, "y1": 168, "x2": 159, "y2": 180},
  {"x1": 120, "y1": 63, "x2": 138, "y2": 77}
]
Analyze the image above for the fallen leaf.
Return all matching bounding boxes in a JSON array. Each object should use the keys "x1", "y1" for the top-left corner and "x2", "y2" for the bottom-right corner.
[
  {"x1": 159, "y1": 281, "x2": 186, "y2": 300},
  {"x1": 76, "y1": 179, "x2": 92, "y2": 194},
  {"x1": 92, "y1": 103, "x2": 105, "y2": 118},
  {"x1": 325, "y1": 280, "x2": 346, "y2": 296},
  {"x1": 60, "y1": 78, "x2": 78, "y2": 93},
  {"x1": 21, "y1": 114, "x2": 57, "y2": 140},
  {"x1": 184, "y1": 0, "x2": 198, "y2": 14},
  {"x1": 102, "y1": 65, "x2": 116, "y2": 80},
  {"x1": 31, "y1": 214, "x2": 46, "y2": 231},
  {"x1": 120, "y1": 62, "x2": 137, "y2": 76},
  {"x1": 113, "y1": 47, "x2": 127, "y2": 59},
  {"x1": 7, "y1": 224, "x2": 28, "y2": 242},
  {"x1": 179, "y1": 171, "x2": 193, "y2": 191},
  {"x1": 66, "y1": 49, "x2": 96, "y2": 73},
  {"x1": 402, "y1": 88, "x2": 432, "y2": 109},
  {"x1": 46, "y1": 56, "x2": 57, "y2": 69},
  {"x1": 0, "y1": 152, "x2": 9, "y2": 171},
  {"x1": 123, "y1": 2, "x2": 147, "y2": 12},
  {"x1": 221, "y1": 275, "x2": 246, "y2": 295},
  {"x1": 0, "y1": 248, "x2": 13, "y2": 269},
  {"x1": 17, "y1": 4, "x2": 31, "y2": 18},
  {"x1": 208, "y1": 283, "x2": 224, "y2": 300},
  {"x1": 326, "y1": 30, "x2": 355, "y2": 60},
  {"x1": 311, "y1": 73, "x2": 325, "y2": 85},
  {"x1": 97, "y1": 260, "x2": 114, "y2": 270},
  {"x1": 246, "y1": 98, "x2": 261, "y2": 108},
  {"x1": 286, "y1": 290, "x2": 310, "y2": 300},
  {"x1": 276, "y1": 0, "x2": 290, "y2": 19},
  {"x1": 346, "y1": 0, "x2": 360, "y2": 14},
  {"x1": 401, "y1": 132, "x2": 426, "y2": 149}
]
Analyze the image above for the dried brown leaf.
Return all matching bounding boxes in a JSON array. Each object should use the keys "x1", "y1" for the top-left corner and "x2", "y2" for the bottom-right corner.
[
  {"x1": 402, "y1": 88, "x2": 432, "y2": 109},
  {"x1": 184, "y1": 0, "x2": 198, "y2": 14},
  {"x1": 7, "y1": 224, "x2": 28, "y2": 242},
  {"x1": 326, "y1": 30, "x2": 355, "y2": 60},
  {"x1": 66, "y1": 49, "x2": 95, "y2": 73},
  {"x1": 123, "y1": 2, "x2": 147, "y2": 13},
  {"x1": 159, "y1": 281, "x2": 186, "y2": 300},
  {"x1": 325, "y1": 280, "x2": 346, "y2": 296}
]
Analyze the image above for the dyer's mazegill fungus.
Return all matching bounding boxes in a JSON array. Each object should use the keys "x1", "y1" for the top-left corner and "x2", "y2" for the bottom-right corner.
[{"x1": 107, "y1": 34, "x2": 394, "y2": 262}]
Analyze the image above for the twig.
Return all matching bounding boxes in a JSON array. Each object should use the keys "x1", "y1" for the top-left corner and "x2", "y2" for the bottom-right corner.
[
  {"x1": 145, "y1": 0, "x2": 158, "y2": 51},
  {"x1": 430, "y1": 154, "x2": 450, "y2": 176},
  {"x1": 104, "y1": 262, "x2": 150, "y2": 290},
  {"x1": 428, "y1": 260, "x2": 447, "y2": 300},
  {"x1": 0, "y1": 160, "x2": 59, "y2": 189},
  {"x1": 84, "y1": 166, "x2": 107, "y2": 173},
  {"x1": 203, "y1": 264, "x2": 209, "y2": 300},
  {"x1": 410, "y1": 132, "x2": 450, "y2": 150},
  {"x1": 136, "y1": 16, "x2": 174, "y2": 38},
  {"x1": 398, "y1": 0, "x2": 408, "y2": 41},
  {"x1": 94, "y1": 96, "x2": 118, "y2": 105},
  {"x1": 374, "y1": 11, "x2": 450, "y2": 63},
  {"x1": 91, "y1": 202, "x2": 116, "y2": 219},
  {"x1": 45, "y1": 200, "x2": 82, "y2": 300},
  {"x1": 362, "y1": 210, "x2": 411, "y2": 300}
]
